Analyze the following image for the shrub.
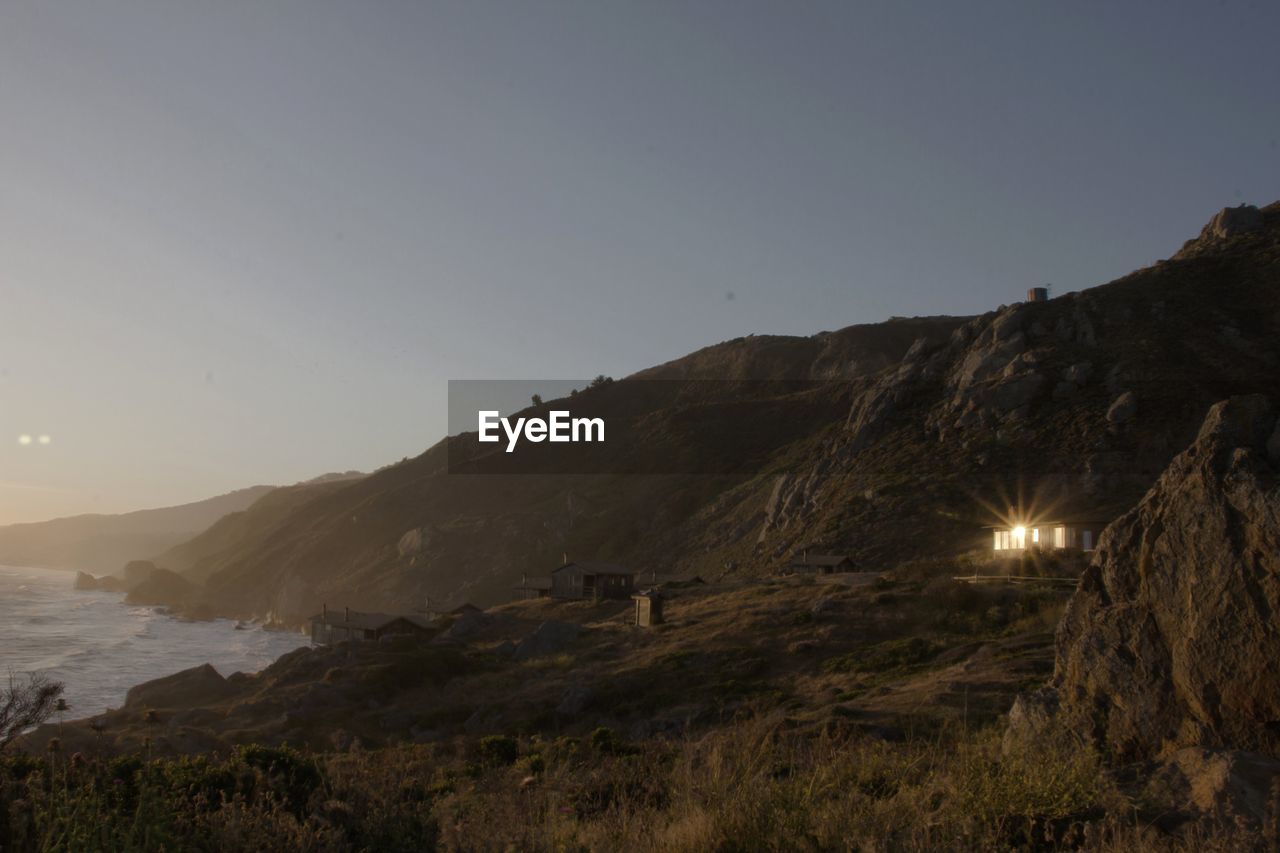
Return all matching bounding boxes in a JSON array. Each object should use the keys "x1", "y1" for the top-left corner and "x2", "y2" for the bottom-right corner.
[{"x1": 478, "y1": 735, "x2": 519, "y2": 767}]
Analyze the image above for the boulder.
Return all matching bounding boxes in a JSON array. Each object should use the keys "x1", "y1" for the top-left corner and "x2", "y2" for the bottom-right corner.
[
  {"x1": 809, "y1": 597, "x2": 838, "y2": 616},
  {"x1": 1010, "y1": 396, "x2": 1280, "y2": 761},
  {"x1": 512, "y1": 621, "x2": 581, "y2": 661},
  {"x1": 1105, "y1": 390, "x2": 1137, "y2": 424},
  {"x1": 124, "y1": 664, "x2": 235, "y2": 710},
  {"x1": 1062, "y1": 361, "x2": 1093, "y2": 385},
  {"x1": 1140, "y1": 748, "x2": 1280, "y2": 834},
  {"x1": 988, "y1": 371, "x2": 1043, "y2": 411},
  {"x1": 556, "y1": 684, "x2": 593, "y2": 716},
  {"x1": 439, "y1": 609, "x2": 491, "y2": 641},
  {"x1": 396, "y1": 527, "x2": 430, "y2": 557}
]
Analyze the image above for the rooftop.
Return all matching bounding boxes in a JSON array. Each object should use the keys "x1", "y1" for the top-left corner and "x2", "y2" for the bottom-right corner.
[{"x1": 551, "y1": 561, "x2": 633, "y2": 576}]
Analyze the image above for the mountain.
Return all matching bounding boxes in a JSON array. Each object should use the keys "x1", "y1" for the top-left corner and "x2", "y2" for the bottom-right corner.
[
  {"x1": 0, "y1": 486, "x2": 276, "y2": 575},
  {"x1": 153, "y1": 317, "x2": 967, "y2": 622},
  {"x1": 152, "y1": 202, "x2": 1280, "y2": 625},
  {"x1": 153, "y1": 474, "x2": 372, "y2": 585}
]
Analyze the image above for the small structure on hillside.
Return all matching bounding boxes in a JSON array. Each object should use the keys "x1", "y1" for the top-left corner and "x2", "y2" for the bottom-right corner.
[
  {"x1": 989, "y1": 520, "x2": 1105, "y2": 552},
  {"x1": 550, "y1": 561, "x2": 635, "y2": 600},
  {"x1": 1026, "y1": 286, "x2": 1049, "y2": 302},
  {"x1": 632, "y1": 589, "x2": 664, "y2": 627},
  {"x1": 309, "y1": 605, "x2": 434, "y2": 645},
  {"x1": 512, "y1": 574, "x2": 553, "y2": 600},
  {"x1": 788, "y1": 552, "x2": 855, "y2": 575}
]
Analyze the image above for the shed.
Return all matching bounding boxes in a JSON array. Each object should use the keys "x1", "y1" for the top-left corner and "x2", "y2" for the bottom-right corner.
[
  {"x1": 632, "y1": 590, "x2": 664, "y2": 627},
  {"x1": 550, "y1": 561, "x2": 635, "y2": 600},
  {"x1": 309, "y1": 606, "x2": 434, "y2": 646},
  {"x1": 788, "y1": 553, "x2": 855, "y2": 575}
]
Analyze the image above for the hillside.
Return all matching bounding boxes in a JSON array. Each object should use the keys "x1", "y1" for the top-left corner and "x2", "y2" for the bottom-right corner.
[
  {"x1": 148, "y1": 203, "x2": 1280, "y2": 626},
  {"x1": 153, "y1": 474, "x2": 369, "y2": 585},
  {"x1": 147, "y1": 317, "x2": 967, "y2": 623},
  {"x1": 0, "y1": 485, "x2": 275, "y2": 575}
]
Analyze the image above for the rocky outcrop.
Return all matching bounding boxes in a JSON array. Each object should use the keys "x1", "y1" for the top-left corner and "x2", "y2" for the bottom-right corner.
[
  {"x1": 73, "y1": 571, "x2": 127, "y2": 593},
  {"x1": 125, "y1": 567, "x2": 199, "y2": 607},
  {"x1": 1138, "y1": 748, "x2": 1280, "y2": 834},
  {"x1": 1174, "y1": 204, "x2": 1266, "y2": 260},
  {"x1": 122, "y1": 560, "x2": 163, "y2": 585},
  {"x1": 1010, "y1": 395, "x2": 1280, "y2": 761},
  {"x1": 1204, "y1": 205, "x2": 1263, "y2": 241},
  {"x1": 1105, "y1": 390, "x2": 1137, "y2": 425},
  {"x1": 124, "y1": 663, "x2": 235, "y2": 710}
]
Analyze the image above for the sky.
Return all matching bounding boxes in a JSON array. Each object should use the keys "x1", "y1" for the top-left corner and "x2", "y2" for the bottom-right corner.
[{"x1": 1, "y1": 1, "x2": 1278, "y2": 524}]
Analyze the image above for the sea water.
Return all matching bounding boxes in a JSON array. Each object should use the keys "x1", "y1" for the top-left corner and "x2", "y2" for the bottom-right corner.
[{"x1": 0, "y1": 563, "x2": 308, "y2": 719}]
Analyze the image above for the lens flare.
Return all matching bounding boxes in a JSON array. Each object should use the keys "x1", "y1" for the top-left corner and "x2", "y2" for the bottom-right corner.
[
  {"x1": 17, "y1": 434, "x2": 31, "y2": 446},
  {"x1": 37, "y1": 435, "x2": 51, "y2": 445}
]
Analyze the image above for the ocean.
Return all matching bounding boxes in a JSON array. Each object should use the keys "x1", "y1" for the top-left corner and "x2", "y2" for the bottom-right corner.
[{"x1": 0, "y1": 563, "x2": 308, "y2": 719}]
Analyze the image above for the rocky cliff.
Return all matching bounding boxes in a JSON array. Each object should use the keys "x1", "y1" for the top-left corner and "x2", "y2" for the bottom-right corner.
[{"x1": 1011, "y1": 395, "x2": 1280, "y2": 762}]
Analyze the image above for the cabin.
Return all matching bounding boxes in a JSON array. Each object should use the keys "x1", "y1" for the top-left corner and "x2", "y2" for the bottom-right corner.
[
  {"x1": 788, "y1": 552, "x2": 855, "y2": 575},
  {"x1": 309, "y1": 606, "x2": 434, "y2": 645},
  {"x1": 989, "y1": 521, "x2": 1105, "y2": 553},
  {"x1": 512, "y1": 575, "x2": 553, "y2": 601},
  {"x1": 550, "y1": 561, "x2": 635, "y2": 600},
  {"x1": 632, "y1": 590, "x2": 664, "y2": 627}
]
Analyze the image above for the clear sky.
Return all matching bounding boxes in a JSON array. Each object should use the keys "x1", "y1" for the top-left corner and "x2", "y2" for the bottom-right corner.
[{"x1": 1, "y1": 1, "x2": 1278, "y2": 524}]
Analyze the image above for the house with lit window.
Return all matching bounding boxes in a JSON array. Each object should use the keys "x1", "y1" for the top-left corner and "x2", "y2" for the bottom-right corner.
[{"x1": 989, "y1": 520, "x2": 1106, "y2": 553}]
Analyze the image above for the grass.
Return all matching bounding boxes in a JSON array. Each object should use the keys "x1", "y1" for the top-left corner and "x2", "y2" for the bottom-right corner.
[{"x1": 8, "y1": 715, "x2": 1260, "y2": 851}]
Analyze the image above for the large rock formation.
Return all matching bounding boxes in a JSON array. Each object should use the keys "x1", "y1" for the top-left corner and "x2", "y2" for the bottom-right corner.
[
  {"x1": 124, "y1": 663, "x2": 235, "y2": 710},
  {"x1": 1011, "y1": 395, "x2": 1280, "y2": 761},
  {"x1": 125, "y1": 567, "x2": 199, "y2": 607}
]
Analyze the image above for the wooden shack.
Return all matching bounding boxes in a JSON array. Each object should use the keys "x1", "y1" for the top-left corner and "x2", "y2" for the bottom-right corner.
[
  {"x1": 632, "y1": 590, "x2": 664, "y2": 627},
  {"x1": 788, "y1": 552, "x2": 855, "y2": 575},
  {"x1": 550, "y1": 561, "x2": 635, "y2": 600},
  {"x1": 309, "y1": 605, "x2": 434, "y2": 645}
]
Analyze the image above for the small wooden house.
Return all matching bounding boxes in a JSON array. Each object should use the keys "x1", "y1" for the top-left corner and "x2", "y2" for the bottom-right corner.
[
  {"x1": 512, "y1": 575, "x2": 553, "y2": 600},
  {"x1": 632, "y1": 590, "x2": 664, "y2": 627},
  {"x1": 989, "y1": 521, "x2": 1105, "y2": 553},
  {"x1": 309, "y1": 606, "x2": 434, "y2": 645},
  {"x1": 788, "y1": 552, "x2": 855, "y2": 575},
  {"x1": 550, "y1": 561, "x2": 635, "y2": 600}
]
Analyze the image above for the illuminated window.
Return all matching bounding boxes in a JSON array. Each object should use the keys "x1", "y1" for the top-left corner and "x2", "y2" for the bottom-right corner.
[{"x1": 1032, "y1": 528, "x2": 1040, "y2": 544}]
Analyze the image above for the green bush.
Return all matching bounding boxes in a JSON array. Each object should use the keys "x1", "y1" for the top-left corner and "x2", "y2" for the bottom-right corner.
[{"x1": 478, "y1": 735, "x2": 519, "y2": 766}]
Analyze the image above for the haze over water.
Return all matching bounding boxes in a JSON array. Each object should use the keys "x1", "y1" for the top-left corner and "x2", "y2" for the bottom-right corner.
[{"x1": 0, "y1": 564, "x2": 308, "y2": 720}]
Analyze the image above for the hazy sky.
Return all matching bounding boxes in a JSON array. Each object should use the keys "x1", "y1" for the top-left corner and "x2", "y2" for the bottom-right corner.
[{"x1": 2, "y1": 1, "x2": 1278, "y2": 523}]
